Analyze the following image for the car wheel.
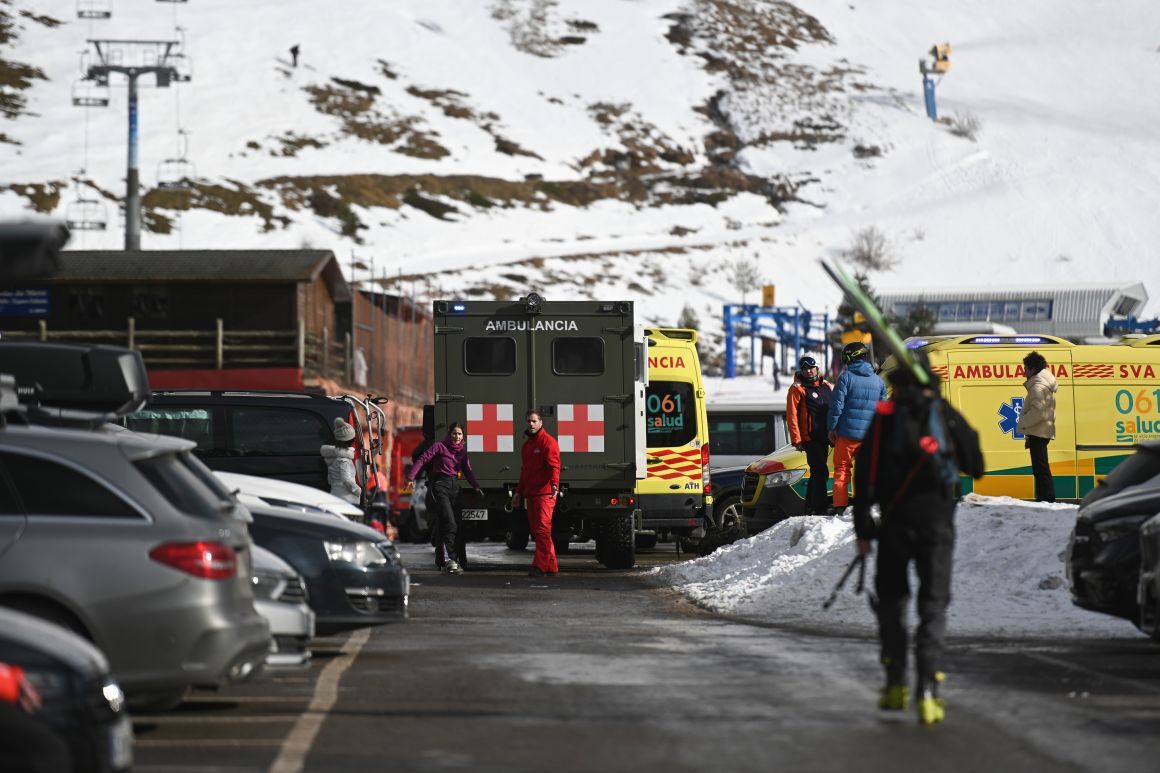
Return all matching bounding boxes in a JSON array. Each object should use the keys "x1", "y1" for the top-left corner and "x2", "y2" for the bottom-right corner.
[
  {"x1": 634, "y1": 534, "x2": 658, "y2": 550},
  {"x1": 714, "y1": 494, "x2": 744, "y2": 529},
  {"x1": 599, "y1": 513, "x2": 635, "y2": 569},
  {"x1": 506, "y1": 526, "x2": 530, "y2": 551},
  {"x1": 0, "y1": 598, "x2": 88, "y2": 639},
  {"x1": 129, "y1": 687, "x2": 189, "y2": 713}
]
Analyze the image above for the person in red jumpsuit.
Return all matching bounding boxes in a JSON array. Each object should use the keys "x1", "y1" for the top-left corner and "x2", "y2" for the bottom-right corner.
[{"x1": 511, "y1": 409, "x2": 561, "y2": 577}]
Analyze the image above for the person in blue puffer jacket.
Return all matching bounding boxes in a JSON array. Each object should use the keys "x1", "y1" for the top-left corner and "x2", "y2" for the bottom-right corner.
[{"x1": 826, "y1": 341, "x2": 887, "y2": 513}]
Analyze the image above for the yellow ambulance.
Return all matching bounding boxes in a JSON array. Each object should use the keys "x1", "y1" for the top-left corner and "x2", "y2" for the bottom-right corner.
[
  {"x1": 635, "y1": 328, "x2": 711, "y2": 547},
  {"x1": 741, "y1": 333, "x2": 1160, "y2": 524}
]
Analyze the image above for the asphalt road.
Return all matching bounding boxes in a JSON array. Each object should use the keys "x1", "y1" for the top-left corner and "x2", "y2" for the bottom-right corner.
[{"x1": 133, "y1": 541, "x2": 1160, "y2": 772}]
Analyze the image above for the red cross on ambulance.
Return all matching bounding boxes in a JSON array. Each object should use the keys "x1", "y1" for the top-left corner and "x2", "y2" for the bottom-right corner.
[
  {"x1": 466, "y1": 403, "x2": 514, "y2": 453},
  {"x1": 557, "y1": 403, "x2": 604, "y2": 453}
]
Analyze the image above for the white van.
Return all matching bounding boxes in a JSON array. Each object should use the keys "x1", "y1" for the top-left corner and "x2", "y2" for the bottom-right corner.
[{"x1": 707, "y1": 401, "x2": 788, "y2": 471}]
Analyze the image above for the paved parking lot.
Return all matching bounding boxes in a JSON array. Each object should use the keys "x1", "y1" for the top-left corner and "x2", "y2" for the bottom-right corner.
[{"x1": 133, "y1": 541, "x2": 1160, "y2": 773}]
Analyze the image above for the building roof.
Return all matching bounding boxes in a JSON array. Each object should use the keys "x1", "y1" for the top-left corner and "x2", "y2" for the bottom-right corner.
[
  {"x1": 51, "y1": 250, "x2": 350, "y2": 301},
  {"x1": 879, "y1": 282, "x2": 1148, "y2": 338}
]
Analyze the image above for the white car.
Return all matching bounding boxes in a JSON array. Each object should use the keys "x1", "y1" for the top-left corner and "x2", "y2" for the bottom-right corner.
[
  {"x1": 214, "y1": 471, "x2": 363, "y2": 520},
  {"x1": 251, "y1": 546, "x2": 314, "y2": 670}
]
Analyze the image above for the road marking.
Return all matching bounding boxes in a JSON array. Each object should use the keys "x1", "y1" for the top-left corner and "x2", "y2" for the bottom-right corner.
[
  {"x1": 1019, "y1": 651, "x2": 1160, "y2": 695},
  {"x1": 135, "y1": 714, "x2": 296, "y2": 724},
  {"x1": 135, "y1": 738, "x2": 282, "y2": 748},
  {"x1": 268, "y1": 628, "x2": 371, "y2": 773}
]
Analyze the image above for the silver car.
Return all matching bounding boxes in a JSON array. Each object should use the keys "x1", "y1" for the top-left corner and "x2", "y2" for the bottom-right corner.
[
  {"x1": 0, "y1": 424, "x2": 271, "y2": 711},
  {"x1": 252, "y1": 545, "x2": 314, "y2": 669}
]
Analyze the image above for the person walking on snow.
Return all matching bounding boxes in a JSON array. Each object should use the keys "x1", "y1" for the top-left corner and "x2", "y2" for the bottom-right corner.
[
  {"x1": 408, "y1": 423, "x2": 483, "y2": 574},
  {"x1": 512, "y1": 409, "x2": 561, "y2": 577},
  {"x1": 321, "y1": 417, "x2": 361, "y2": 505},
  {"x1": 853, "y1": 349, "x2": 983, "y2": 725},
  {"x1": 787, "y1": 355, "x2": 834, "y2": 515},
  {"x1": 827, "y1": 341, "x2": 887, "y2": 513},
  {"x1": 1016, "y1": 350, "x2": 1058, "y2": 502}
]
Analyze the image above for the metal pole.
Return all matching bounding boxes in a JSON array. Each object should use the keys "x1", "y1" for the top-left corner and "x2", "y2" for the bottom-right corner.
[
  {"x1": 215, "y1": 318, "x2": 223, "y2": 369},
  {"x1": 297, "y1": 319, "x2": 306, "y2": 369},
  {"x1": 724, "y1": 305, "x2": 735, "y2": 379},
  {"x1": 127, "y1": 317, "x2": 136, "y2": 349},
  {"x1": 125, "y1": 72, "x2": 141, "y2": 251}
]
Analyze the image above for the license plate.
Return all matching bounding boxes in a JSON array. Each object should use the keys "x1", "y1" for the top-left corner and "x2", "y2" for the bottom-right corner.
[
  {"x1": 461, "y1": 509, "x2": 488, "y2": 521},
  {"x1": 110, "y1": 714, "x2": 134, "y2": 770}
]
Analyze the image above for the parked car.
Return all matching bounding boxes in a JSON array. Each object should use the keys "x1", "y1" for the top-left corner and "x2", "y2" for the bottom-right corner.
[
  {"x1": 707, "y1": 401, "x2": 788, "y2": 471},
  {"x1": 0, "y1": 608, "x2": 133, "y2": 772},
  {"x1": 251, "y1": 546, "x2": 314, "y2": 670},
  {"x1": 248, "y1": 504, "x2": 408, "y2": 635},
  {"x1": 0, "y1": 344, "x2": 270, "y2": 711},
  {"x1": 708, "y1": 465, "x2": 748, "y2": 528},
  {"x1": 216, "y1": 470, "x2": 364, "y2": 520},
  {"x1": 125, "y1": 390, "x2": 357, "y2": 491},
  {"x1": 1068, "y1": 440, "x2": 1160, "y2": 621},
  {"x1": 1139, "y1": 512, "x2": 1160, "y2": 641}
]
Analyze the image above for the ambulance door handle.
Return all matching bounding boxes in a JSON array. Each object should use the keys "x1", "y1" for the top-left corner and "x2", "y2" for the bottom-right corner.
[
  {"x1": 499, "y1": 466, "x2": 511, "y2": 472},
  {"x1": 603, "y1": 394, "x2": 631, "y2": 402},
  {"x1": 669, "y1": 484, "x2": 681, "y2": 490},
  {"x1": 435, "y1": 393, "x2": 464, "y2": 402},
  {"x1": 603, "y1": 326, "x2": 632, "y2": 335},
  {"x1": 605, "y1": 462, "x2": 634, "y2": 470},
  {"x1": 435, "y1": 325, "x2": 463, "y2": 334}
]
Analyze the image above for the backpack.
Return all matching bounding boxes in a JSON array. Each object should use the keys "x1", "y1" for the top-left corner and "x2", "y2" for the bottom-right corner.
[{"x1": 890, "y1": 395, "x2": 983, "y2": 493}]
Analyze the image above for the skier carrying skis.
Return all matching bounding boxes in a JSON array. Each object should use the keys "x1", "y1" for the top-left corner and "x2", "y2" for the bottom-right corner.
[{"x1": 852, "y1": 349, "x2": 983, "y2": 725}]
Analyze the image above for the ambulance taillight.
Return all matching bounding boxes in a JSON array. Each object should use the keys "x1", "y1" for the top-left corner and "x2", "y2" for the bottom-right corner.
[{"x1": 701, "y1": 444, "x2": 711, "y2": 494}]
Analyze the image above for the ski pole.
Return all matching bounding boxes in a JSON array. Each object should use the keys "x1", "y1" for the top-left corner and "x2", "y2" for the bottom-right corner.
[{"x1": 822, "y1": 554, "x2": 865, "y2": 610}]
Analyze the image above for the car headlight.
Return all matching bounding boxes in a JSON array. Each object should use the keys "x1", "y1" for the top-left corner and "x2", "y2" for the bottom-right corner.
[
  {"x1": 1093, "y1": 514, "x2": 1149, "y2": 543},
  {"x1": 324, "y1": 539, "x2": 387, "y2": 567},
  {"x1": 765, "y1": 469, "x2": 806, "y2": 488},
  {"x1": 252, "y1": 569, "x2": 288, "y2": 601},
  {"x1": 101, "y1": 677, "x2": 126, "y2": 714}
]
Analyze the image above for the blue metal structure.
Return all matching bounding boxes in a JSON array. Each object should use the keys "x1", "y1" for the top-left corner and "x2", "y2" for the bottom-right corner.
[
  {"x1": 1105, "y1": 316, "x2": 1160, "y2": 336},
  {"x1": 922, "y1": 74, "x2": 938, "y2": 120},
  {"x1": 722, "y1": 304, "x2": 830, "y2": 379}
]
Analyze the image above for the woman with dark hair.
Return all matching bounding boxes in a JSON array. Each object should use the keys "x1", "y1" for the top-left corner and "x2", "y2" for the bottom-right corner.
[
  {"x1": 407, "y1": 423, "x2": 484, "y2": 574},
  {"x1": 1016, "y1": 351, "x2": 1058, "y2": 502}
]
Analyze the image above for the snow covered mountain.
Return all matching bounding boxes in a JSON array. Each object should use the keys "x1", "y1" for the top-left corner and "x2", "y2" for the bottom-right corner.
[{"x1": 3, "y1": 0, "x2": 1160, "y2": 338}]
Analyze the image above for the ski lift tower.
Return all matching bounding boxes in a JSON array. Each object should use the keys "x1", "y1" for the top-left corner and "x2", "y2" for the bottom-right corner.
[{"x1": 82, "y1": 38, "x2": 184, "y2": 251}]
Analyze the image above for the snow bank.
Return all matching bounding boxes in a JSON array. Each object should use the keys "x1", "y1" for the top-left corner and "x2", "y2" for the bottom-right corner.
[{"x1": 652, "y1": 494, "x2": 1139, "y2": 639}]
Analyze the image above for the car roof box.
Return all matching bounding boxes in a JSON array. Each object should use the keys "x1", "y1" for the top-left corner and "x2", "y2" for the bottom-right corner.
[{"x1": 0, "y1": 342, "x2": 149, "y2": 419}]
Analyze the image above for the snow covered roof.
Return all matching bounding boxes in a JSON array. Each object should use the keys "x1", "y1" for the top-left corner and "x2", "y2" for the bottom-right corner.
[
  {"x1": 879, "y1": 283, "x2": 1148, "y2": 338},
  {"x1": 48, "y1": 249, "x2": 349, "y2": 299}
]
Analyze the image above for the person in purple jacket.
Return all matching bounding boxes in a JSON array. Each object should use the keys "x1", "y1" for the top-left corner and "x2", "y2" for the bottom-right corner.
[{"x1": 407, "y1": 423, "x2": 483, "y2": 574}]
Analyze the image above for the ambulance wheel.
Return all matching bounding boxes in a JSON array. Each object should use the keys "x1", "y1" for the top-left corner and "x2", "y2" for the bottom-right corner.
[
  {"x1": 634, "y1": 534, "x2": 658, "y2": 550},
  {"x1": 506, "y1": 526, "x2": 530, "y2": 551},
  {"x1": 601, "y1": 514, "x2": 636, "y2": 569}
]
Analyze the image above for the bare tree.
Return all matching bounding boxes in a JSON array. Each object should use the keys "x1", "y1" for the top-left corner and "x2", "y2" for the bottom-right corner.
[
  {"x1": 729, "y1": 256, "x2": 763, "y2": 306},
  {"x1": 677, "y1": 303, "x2": 700, "y2": 331},
  {"x1": 844, "y1": 226, "x2": 898, "y2": 272}
]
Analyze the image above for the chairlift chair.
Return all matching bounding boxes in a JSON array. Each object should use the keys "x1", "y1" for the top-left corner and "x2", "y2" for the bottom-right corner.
[
  {"x1": 77, "y1": 0, "x2": 112, "y2": 19},
  {"x1": 156, "y1": 158, "x2": 195, "y2": 191},
  {"x1": 65, "y1": 196, "x2": 109, "y2": 231},
  {"x1": 170, "y1": 53, "x2": 192, "y2": 82},
  {"x1": 71, "y1": 77, "x2": 110, "y2": 107}
]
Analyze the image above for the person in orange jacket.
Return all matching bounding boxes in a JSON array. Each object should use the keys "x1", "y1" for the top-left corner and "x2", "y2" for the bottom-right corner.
[
  {"x1": 511, "y1": 409, "x2": 562, "y2": 577},
  {"x1": 787, "y1": 356, "x2": 834, "y2": 515}
]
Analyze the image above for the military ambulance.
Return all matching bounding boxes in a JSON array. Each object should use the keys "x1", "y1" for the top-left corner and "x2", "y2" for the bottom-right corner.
[
  {"x1": 635, "y1": 328, "x2": 711, "y2": 548},
  {"x1": 431, "y1": 294, "x2": 646, "y2": 569},
  {"x1": 742, "y1": 334, "x2": 1160, "y2": 525}
]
